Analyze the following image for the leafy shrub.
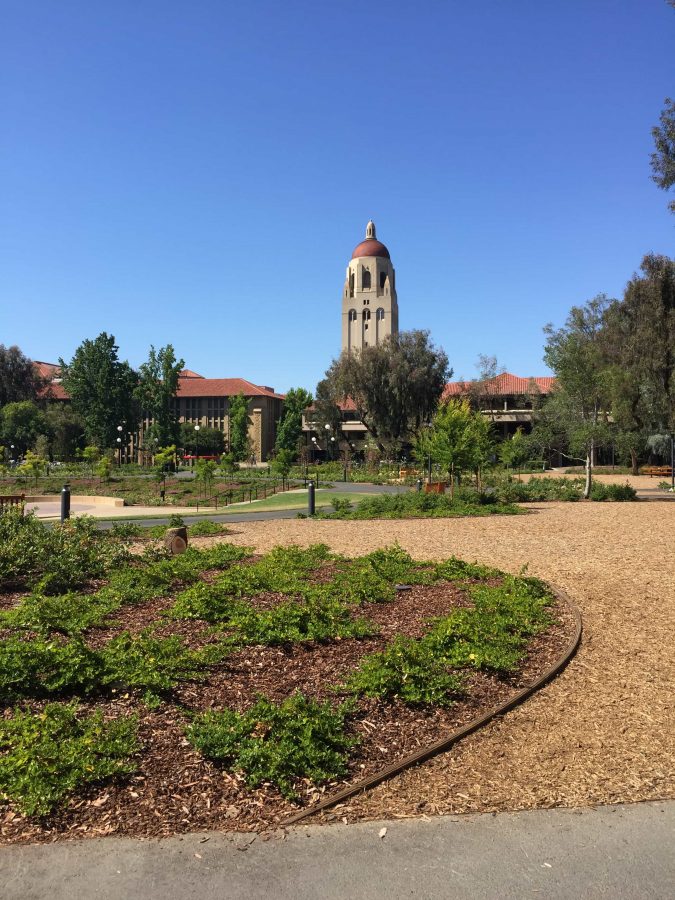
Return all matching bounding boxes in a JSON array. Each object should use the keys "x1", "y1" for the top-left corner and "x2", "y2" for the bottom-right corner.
[
  {"x1": 186, "y1": 694, "x2": 356, "y2": 798},
  {"x1": 330, "y1": 497, "x2": 353, "y2": 513},
  {"x1": 434, "y1": 556, "x2": 502, "y2": 582},
  {"x1": 324, "y1": 491, "x2": 520, "y2": 519},
  {"x1": 345, "y1": 574, "x2": 555, "y2": 703},
  {"x1": 344, "y1": 636, "x2": 463, "y2": 706},
  {"x1": 109, "y1": 522, "x2": 144, "y2": 541},
  {"x1": 0, "y1": 590, "x2": 119, "y2": 634},
  {"x1": 188, "y1": 520, "x2": 230, "y2": 537},
  {"x1": 222, "y1": 597, "x2": 375, "y2": 645},
  {"x1": 0, "y1": 703, "x2": 138, "y2": 816},
  {"x1": 358, "y1": 546, "x2": 436, "y2": 586},
  {"x1": 0, "y1": 512, "x2": 130, "y2": 594},
  {"x1": 99, "y1": 630, "x2": 209, "y2": 695},
  {"x1": 0, "y1": 629, "x2": 215, "y2": 702},
  {"x1": 425, "y1": 576, "x2": 553, "y2": 674},
  {"x1": 589, "y1": 482, "x2": 637, "y2": 501},
  {"x1": 0, "y1": 635, "x2": 103, "y2": 702},
  {"x1": 168, "y1": 513, "x2": 185, "y2": 527}
]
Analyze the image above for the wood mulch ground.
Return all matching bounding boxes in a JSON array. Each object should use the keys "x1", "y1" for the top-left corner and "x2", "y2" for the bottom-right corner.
[
  {"x1": 0, "y1": 548, "x2": 574, "y2": 844},
  {"x1": 193, "y1": 500, "x2": 675, "y2": 824}
]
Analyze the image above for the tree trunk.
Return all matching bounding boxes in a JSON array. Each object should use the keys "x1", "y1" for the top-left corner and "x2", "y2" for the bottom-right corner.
[
  {"x1": 630, "y1": 448, "x2": 639, "y2": 476},
  {"x1": 449, "y1": 464, "x2": 455, "y2": 499},
  {"x1": 583, "y1": 442, "x2": 593, "y2": 499}
]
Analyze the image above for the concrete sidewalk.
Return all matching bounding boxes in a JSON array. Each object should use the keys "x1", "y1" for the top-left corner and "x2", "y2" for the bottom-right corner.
[{"x1": 2, "y1": 802, "x2": 672, "y2": 900}]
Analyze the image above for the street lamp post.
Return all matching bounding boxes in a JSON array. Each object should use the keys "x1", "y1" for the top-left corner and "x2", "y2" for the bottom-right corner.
[
  {"x1": 117, "y1": 425, "x2": 123, "y2": 467},
  {"x1": 194, "y1": 424, "x2": 201, "y2": 466},
  {"x1": 671, "y1": 432, "x2": 674, "y2": 491},
  {"x1": 311, "y1": 436, "x2": 317, "y2": 463}
]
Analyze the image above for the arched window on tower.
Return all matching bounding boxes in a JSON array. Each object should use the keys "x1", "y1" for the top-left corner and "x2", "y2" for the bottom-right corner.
[
  {"x1": 349, "y1": 271, "x2": 355, "y2": 298},
  {"x1": 347, "y1": 309, "x2": 357, "y2": 352},
  {"x1": 376, "y1": 308, "x2": 385, "y2": 342},
  {"x1": 379, "y1": 271, "x2": 387, "y2": 290},
  {"x1": 363, "y1": 308, "x2": 371, "y2": 333},
  {"x1": 362, "y1": 267, "x2": 371, "y2": 290}
]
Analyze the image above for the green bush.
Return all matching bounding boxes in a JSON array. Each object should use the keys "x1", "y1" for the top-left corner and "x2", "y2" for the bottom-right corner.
[
  {"x1": 434, "y1": 556, "x2": 502, "y2": 582},
  {"x1": 0, "y1": 590, "x2": 120, "y2": 634},
  {"x1": 188, "y1": 520, "x2": 230, "y2": 537},
  {"x1": 323, "y1": 491, "x2": 521, "y2": 519},
  {"x1": 186, "y1": 694, "x2": 356, "y2": 798},
  {"x1": 99, "y1": 630, "x2": 210, "y2": 695},
  {"x1": 344, "y1": 636, "x2": 463, "y2": 706},
  {"x1": 589, "y1": 482, "x2": 637, "y2": 501},
  {"x1": 0, "y1": 629, "x2": 217, "y2": 702},
  {"x1": 0, "y1": 635, "x2": 103, "y2": 703},
  {"x1": 0, "y1": 512, "x2": 130, "y2": 594},
  {"x1": 221, "y1": 597, "x2": 375, "y2": 645},
  {"x1": 0, "y1": 703, "x2": 138, "y2": 816},
  {"x1": 345, "y1": 574, "x2": 555, "y2": 704}
]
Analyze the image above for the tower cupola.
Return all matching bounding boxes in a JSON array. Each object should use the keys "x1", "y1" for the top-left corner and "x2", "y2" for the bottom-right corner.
[{"x1": 341, "y1": 221, "x2": 399, "y2": 353}]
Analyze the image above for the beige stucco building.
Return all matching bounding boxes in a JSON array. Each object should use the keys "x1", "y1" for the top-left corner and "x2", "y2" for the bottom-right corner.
[{"x1": 342, "y1": 220, "x2": 399, "y2": 353}]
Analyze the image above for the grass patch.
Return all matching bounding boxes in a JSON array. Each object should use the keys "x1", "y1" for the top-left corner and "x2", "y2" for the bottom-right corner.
[
  {"x1": 186, "y1": 694, "x2": 355, "y2": 799},
  {"x1": 0, "y1": 703, "x2": 138, "y2": 816}
]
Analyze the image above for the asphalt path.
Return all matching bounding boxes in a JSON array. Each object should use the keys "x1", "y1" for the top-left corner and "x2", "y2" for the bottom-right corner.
[{"x1": 2, "y1": 802, "x2": 672, "y2": 900}]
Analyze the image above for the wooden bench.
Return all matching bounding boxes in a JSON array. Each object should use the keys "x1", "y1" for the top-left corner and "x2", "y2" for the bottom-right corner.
[
  {"x1": 0, "y1": 494, "x2": 25, "y2": 514},
  {"x1": 642, "y1": 466, "x2": 673, "y2": 477}
]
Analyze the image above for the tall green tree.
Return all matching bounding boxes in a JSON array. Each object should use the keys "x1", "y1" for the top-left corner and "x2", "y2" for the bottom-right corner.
[
  {"x1": 179, "y1": 422, "x2": 224, "y2": 456},
  {"x1": 534, "y1": 296, "x2": 613, "y2": 498},
  {"x1": 415, "y1": 398, "x2": 493, "y2": 496},
  {"x1": 0, "y1": 345, "x2": 45, "y2": 407},
  {"x1": 321, "y1": 330, "x2": 450, "y2": 454},
  {"x1": 44, "y1": 405, "x2": 85, "y2": 461},
  {"x1": 59, "y1": 333, "x2": 140, "y2": 448},
  {"x1": 228, "y1": 393, "x2": 251, "y2": 461},
  {"x1": 135, "y1": 345, "x2": 184, "y2": 447},
  {"x1": 0, "y1": 401, "x2": 50, "y2": 454},
  {"x1": 651, "y1": 97, "x2": 675, "y2": 214},
  {"x1": 607, "y1": 255, "x2": 675, "y2": 431},
  {"x1": 274, "y1": 387, "x2": 313, "y2": 456}
]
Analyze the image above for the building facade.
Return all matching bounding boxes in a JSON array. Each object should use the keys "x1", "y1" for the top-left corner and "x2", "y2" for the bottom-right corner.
[
  {"x1": 341, "y1": 220, "x2": 399, "y2": 353},
  {"x1": 38, "y1": 364, "x2": 284, "y2": 462}
]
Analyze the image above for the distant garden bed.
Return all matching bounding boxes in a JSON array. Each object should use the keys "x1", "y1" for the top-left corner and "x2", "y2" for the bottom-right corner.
[{"x1": 0, "y1": 514, "x2": 575, "y2": 841}]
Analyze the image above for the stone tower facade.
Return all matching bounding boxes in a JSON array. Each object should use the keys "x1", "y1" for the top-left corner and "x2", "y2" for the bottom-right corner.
[{"x1": 341, "y1": 220, "x2": 399, "y2": 353}]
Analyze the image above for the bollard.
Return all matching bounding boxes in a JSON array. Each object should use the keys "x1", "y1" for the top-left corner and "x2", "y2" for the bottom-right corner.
[
  {"x1": 60, "y1": 483, "x2": 71, "y2": 522},
  {"x1": 308, "y1": 481, "x2": 316, "y2": 516},
  {"x1": 416, "y1": 478, "x2": 423, "y2": 493}
]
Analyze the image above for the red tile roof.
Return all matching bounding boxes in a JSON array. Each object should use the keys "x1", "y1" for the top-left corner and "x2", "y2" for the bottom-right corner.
[
  {"x1": 34, "y1": 361, "x2": 61, "y2": 379},
  {"x1": 176, "y1": 377, "x2": 284, "y2": 400},
  {"x1": 179, "y1": 369, "x2": 204, "y2": 378},
  {"x1": 443, "y1": 373, "x2": 555, "y2": 399}
]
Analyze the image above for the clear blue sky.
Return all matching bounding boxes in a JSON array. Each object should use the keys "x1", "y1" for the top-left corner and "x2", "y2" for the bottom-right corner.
[{"x1": 2, "y1": 0, "x2": 673, "y2": 392}]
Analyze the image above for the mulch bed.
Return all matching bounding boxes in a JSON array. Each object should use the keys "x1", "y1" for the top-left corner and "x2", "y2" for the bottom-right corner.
[{"x1": 0, "y1": 566, "x2": 576, "y2": 844}]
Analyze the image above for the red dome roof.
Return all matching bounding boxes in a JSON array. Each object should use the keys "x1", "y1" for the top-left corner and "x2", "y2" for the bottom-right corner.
[{"x1": 351, "y1": 238, "x2": 390, "y2": 259}]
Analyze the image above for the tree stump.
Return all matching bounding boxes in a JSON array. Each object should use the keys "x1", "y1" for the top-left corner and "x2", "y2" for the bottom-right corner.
[{"x1": 164, "y1": 526, "x2": 188, "y2": 555}]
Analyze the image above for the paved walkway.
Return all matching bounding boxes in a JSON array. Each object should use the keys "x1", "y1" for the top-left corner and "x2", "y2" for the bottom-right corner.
[
  {"x1": 2, "y1": 802, "x2": 672, "y2": 899},
  {"x1": 27, "y1": 483, "x2": 409, "y2": 524}
]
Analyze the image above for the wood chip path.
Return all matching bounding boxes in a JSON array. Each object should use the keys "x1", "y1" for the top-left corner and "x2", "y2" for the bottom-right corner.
[{"x1": 198, "y1": 500, "x2": 674, "y2": 820}]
